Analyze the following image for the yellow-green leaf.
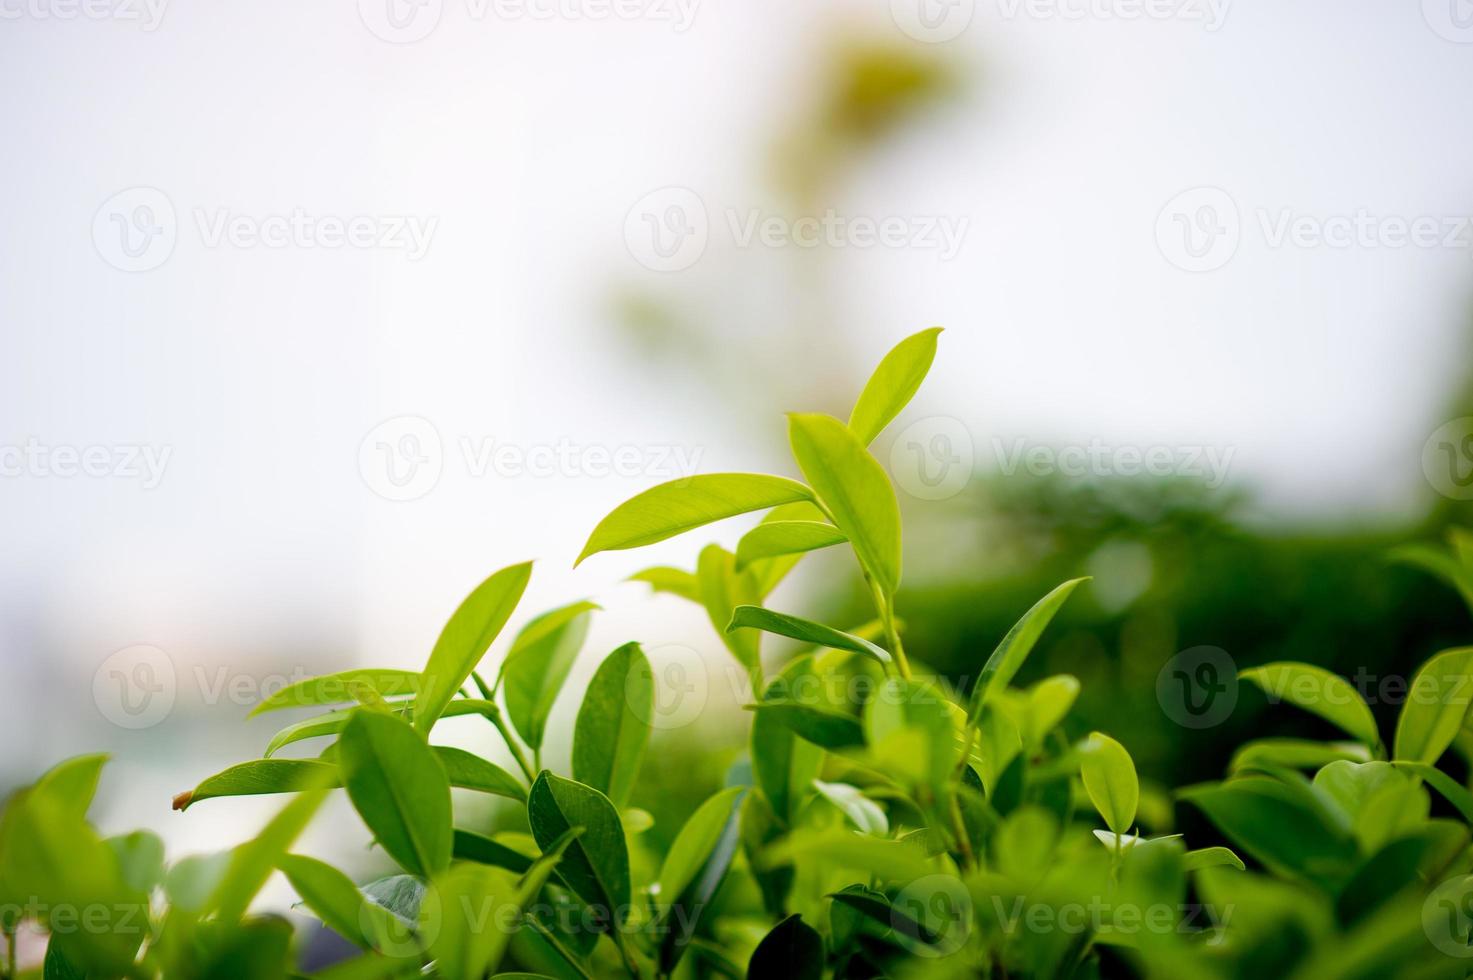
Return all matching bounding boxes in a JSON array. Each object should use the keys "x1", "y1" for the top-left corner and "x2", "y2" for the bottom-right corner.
[
  {"x1": 1393, "y1": 647, "x2": 1473, "y2": 764},
  {"x1": 847, "y1": 327, "x2": 944, "y2": 446},
  {"x1": 1240, "y1": 662, "x2": 1380, "y2": 748},
  {"x1": 1080, "y1": 732, "x2": 1139, "y2": 835}
]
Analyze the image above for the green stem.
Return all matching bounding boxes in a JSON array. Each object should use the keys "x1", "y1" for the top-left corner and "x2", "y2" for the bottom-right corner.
[
  {"x1": 870, "y1": 581, "x2": 911, "y2": 679},
  {"x1": 613, "y1": 929, "x2": 645, "y2": 980},
  {"x1": 4, "y1": 926, "x2": 14, "y2": 980},
  {"x1": 472, "y1": 688, "x2": 537, "y2": 782}
]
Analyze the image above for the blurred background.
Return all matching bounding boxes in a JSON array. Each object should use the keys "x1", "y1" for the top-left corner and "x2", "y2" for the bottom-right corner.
[{"x1": 4, "y1": 0, "x2": 1473, "y2": 912}]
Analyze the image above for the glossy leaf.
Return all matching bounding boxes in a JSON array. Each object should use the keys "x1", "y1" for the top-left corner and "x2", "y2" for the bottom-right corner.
[
  {"x1": 501, "y1": 601, "x2": 597, "y2": 752},
  {"x1": 340, "y1": 710, "x2": 453, "y2": 877},
  {"x1": 813, "y1": 780, "x2": 888, "y2": 836},
  {"x1": 572, "y1": 642, "x2": 652, "y2": 808},
  {"x1": 1080, "y1": 732, "x2": 1139, "y2": 835},
  {"x1": 727, "y1": 605, "x2": 890, "y2": 666},
  {"x1": 787, "y1": 412, "x2": 902, "y2": 595},
  {"x1": 750, "y1": 657, "x2": 824, "y2": 824},
  {"x1": 576, "y1": 473, "x2": 813, "y2": 564},
  {"x1": 847, "y1": 327, "x2": 943, "y2": 445},
  {"x1": 655, "y1": 787, "x2": 745, "y2": 909},
  {"x1": 526, "y1": 771, "x2": 630, "y2": 931},
  {"x1": 173, "y1": 759, "x2": 337, "y2": 811},
  {"x1": 30, "y1": 753, "x2": 108, "y2": 819},
  {"x1": 748, "y1": 701, "x2": 866, "y2": 750},
  {"x1": 249, "y1": 669, "x2": 421, "y2": 716},
  {"x1": 434, "y1": 747, "x2": 527, "y2": 802},
  {"x1": 1392, "y1": 760, "x2": 1473, "y2": 823},
  {"x1": 415, "y1": 562, "x2": 533, "y2": 733},
  {"x1": 967, "y1": 578, "x2": 1087, "y2": 723},
  {"x1": 1393, "y1": 647, "x2": 1473, "y2": 764},
  {"x1": 452, "y1": 829, "x2": 535, "y2": 873},
  {"x1": 279, "y1": 853, "x2": 398, "y2": 950},
  {"x1": 1240, "y1": 662, "x2": 1380, "y2": 748},
  {"x1": 733, "y1": 520, "x2": 847, "y2": 572},
  {"x1": 1181, "y1": 775, "x2": 1357, "y2": 886}
]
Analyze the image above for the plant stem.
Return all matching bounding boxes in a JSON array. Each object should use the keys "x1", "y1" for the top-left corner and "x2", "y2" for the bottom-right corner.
[
  {"x1": 4, "y1": 926, "x2": 14, "y2": 980},
  {"x1": 613, "y1": 929, "x2": 644, "y2": 979},
  {"x1": 480, "y1": 699, "x2": 537, "y2": 782},
  {"x1": 871, "y1": 581, "x2": 911, "y2": 679}
]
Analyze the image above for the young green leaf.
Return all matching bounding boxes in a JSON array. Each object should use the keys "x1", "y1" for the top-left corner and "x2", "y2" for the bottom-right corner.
[
  {"x1": 847, "y1": 327, "x2": 944, "y2": 446},
  {"x1": 423, "y1": 862, "x2": 520, "y2": 980},
  {"x1": 500, "y1": 601, "x2": 597, "y2": 752},
  {"x1": 571, "y1": 642, "x2": 652, "y2": 808},
  {"x1": 264, "y1": 703, "x2": 407, "y2": 757},
  {"x1": 1182, "y1": 846, "x2": 1246, "y2": 872},
  {"x1": 249, "y1": 669, "x2": 421, "y2": 717},
  {"x1": 207, "y1": 781, "x2": 332, "y2": 922},
  {"x1": 30, "y1": 753, "x2": 109, "y2": 819},
  {"x1": 744, "y1": 500, "x2": 834, "y2": 597},
  {"x1": 748, "y1": 701, "x2": 866, "y2": 750},
  {"x1": 415, "y1": 562, "x2": 534, "y2": 733},
  {"x1": 697, "y1": 544, "x2": 763, "y2": 683},
  {"x1": 173, "y1": 759, "x2": 338, "y2": 811},
  {"x1": 967, "y1": 578, "x2": 1087, "y2": 723},
  {"x1": 751, "y1": 657, "x2": 825, "y2": 824},
  {"x1": 734, "y1": 521, "x2": 847, "y2": 572},
  {"x1": 1393, "y1": 647, "x2": 1473, "y2": 764},
  {"x1": 279, "y1": 853, "x2": 394, "y2": 950},
  {"x1": 626, "y1": 566, "x2": 701, "y2": 603},
  {"x1": 656, "y1": 789, "x2": 745, "y2": 976},
  {"x1": 655, "y1": 787, "x2": 746, "y2": 908},
  {"x1": 813, "y1": 780, "x2": 889, "y2": 836},
  {"x1": 727, "y1": 605, "x2": 891, "y2": 666},
  {"x1": 339, "y1": 711, "x2": 453, "y2": 877},
  {"x1": 576, "y1": 473, "x2": 813, "y2": 564},
  {"x1": 1080, "y1": 732, "x2": 1139, "y2": 835},
  {"x1": 1239, "y1": 662, "x2": 1380, "y2": 748},
  {"x1": 1391, "y1": 761, "x2": 1473, "y2": 823},
  {"x1": 1228, "y1": 738, "x2": 1372, "y2": 774},
  {"x1": 787, "y1": 413, "x2": 902, "y2": 596},
  {"x1": 105, "y1": 831, "x2": 166, "y2": 894},
  {"x1": 1180, "y1": 775, "x2": 1358, "y2": 886},
  {"x1": 433, "y1": 747, "x2": 527, "y2": 802},
  {"x1": 1022, "y1": 675, "x2": 1080, "y2": 747},
  {"x1": 526, "y1": 771, "x2": 630, "y2": 932},
  {"x1": 748, "y1": 914, "x2": 824, "y2": 980}
]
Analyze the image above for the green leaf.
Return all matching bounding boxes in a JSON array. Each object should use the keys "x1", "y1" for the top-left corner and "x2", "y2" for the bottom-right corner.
[
  {"x1": 813, "y1": 780, "x2": 888, "y2": 836},
  {"x1": 1180, "y1": 775, "x2": 1357, "y2": 886},
  {"x1": 1229, "y1": 738, "x2": 1372, "y2": 774},
  {"x1": 626, "y1": 566, "x2": 700, "y2": 603},
  {"x1": 748, "y1": 914, "x2": 823, "y2": 979},
  {"x1": 105, "y1": 831, "x2": 166, "y2": 894},
  {"x1": 1022, "y1": 675, "x2": 1080, "y2": 747},
  {"x1": 415, "y1": 562, "x2": 534, "y2": 733},
  {"x1": 847, "y1": 327, "x2": 944, "y2": 446},
  {"x1": 279, "y1": 853, "x2": 399, "y2": 950},
  {"x1": 1391, "y1": 542, "x2": 1473, "y2": 611},
  {"x1": 249, "y1": 669, "x2": 421, "y2": 716},
  {"x1": 1182, "y1": 846, "x2": 1246, "y2": 872},
  {"x1": 452, "y1": 829, "x2": 535, "y2": 873},
  {"x1": 340, "y1": 711, "x2": 453, "y2": 877},
  {"x1": 576, "y1": 473, "x2": 813, "y2": 564},
  {"x1": 745, "y1": 500, "x2": 833, "y2": 597},
  {"x1": 655, "y1": 787, "x2": 746, "y2": 909},
  {"x1": 265, "y1": 703, "x2": 404, "y2": 757},
  {"x1": 572, "y1": 642, "x2": 652, "y2": 808},
  {"x1": 750, "y1": 657, "x2": 824, "y2": 824},
  {"x1": 727, "y1": 605, "x2": 890, "y2": 666},
  {"x1": 526, "y1": 771, "x2": 630, "y2": 932},
  {"x1": 30, "y1": 753, "x2": 109, "y2": 819},
  {"x1": 173, "y1": 759, "x2": 338, "y2": 810},
  {"x1": 1240, "y1": 662, "x2": 1380, "y2": 748},
  {"x1": 656, "y1": 790, "x2": 745, "y2": 976},
  {"x1": 1393, "y1": 647, "x2": 1473, "y2": 764},
  {"x1": 865, "y1": 678, "x2": 960, "y2": 803},
  {"x1": 423, "y1": 862, "x2": 521, "y2": 980},
  {"x1": 697, "y1": 544, "x2": 763, "y2": 682},
  {"x1": 733, "y1": 521, "x2": 847, "y2": 572},
  {"x1": 434, "y1": 747, "x2": 527, "y2": 802},
  {"x1": 501, "y1": 601, "x2": 597, "y2": 752},
  {"x1": 1392, "y1": 761, "x2": 1473, "y2": 823},
  {"x1": 1080, "y1": 732, "x2": 1139, "y2": 835},
  {"x1": 748, "y1": 701, "x2": 866, "y2": 750},
  {"x1": 787, "y1": 413, "x2": 902, "y2": 596},
  {"x1": 967, "y1": 579, "x2": 1087, "y2": 723},
  {"x1": 207, "y1": 781, "x2": 332, "y2": 922}
]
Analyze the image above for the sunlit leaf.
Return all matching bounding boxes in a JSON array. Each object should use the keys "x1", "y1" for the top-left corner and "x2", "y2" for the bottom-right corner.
[
  {"x1": 847, "y1": 327, "x2": 943, "y2": 446},
  {"x1": 572, "y1": 642, "x2": 652, "y2": 808},
  {"x1": 1080, "y1": 732, "x2": 1139, "y2": 835},
  {"x1": 626, "y1": 566, "x2": 700, "y2": 603},
  {"x1": 727, "y1": 605, "x2": 890, "y2": 666},
  {"x1": 734, "y1": 521, "x2": 847, "y2": 572},
  {"x1": 501, "y1": 601, "x2": 597, "y2": 752},
  {"x1": 249, "y1": 669, "x2": 421, "y2": 717},
  {"x1": 1240, "y1": 662, "x2": 1380, "y2": 748},
  {"x1": 967, "y1": 579, "x2": 1087, "y2": 723},
  {"x1": 340, "y1": 711, "x2": 452, "y2": 877},
  {"x1": 1393, "y1": 647, "x2": 1473, "y2": 764}
]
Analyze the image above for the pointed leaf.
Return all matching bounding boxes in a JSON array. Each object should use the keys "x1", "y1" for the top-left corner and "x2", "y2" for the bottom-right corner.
[
  {"x1": 734, "y1": 521, "x2": 847, "y2": 572},
  {"x1": 655, "y1": 787, "x2": 745, "y2": 908},
  {"x1": 788, "y1": 413, "x2": 902, "y2": 595},
  {"x1": 1393, "y1": 647, "x2": 1473, "y2": 764},
  {"x1": 173, "y1": 759, "x2": 337, "y2": 811},
  {"x1": 748, "y1": 701, "x2": 866, "y2": 750},
  {"x1": 727, "y1": 605, "x2": 890, "y2": 666},
  {"x1": 501, "y1": 601, "x2": 597, "y2": 751},
  {"x1": 207, "y1": 781, "x2": 332, "y2": 922},
  {"x1": 340, "y1": 711, "x2": 453, "y2": 877},
  {"x1": 968, "y1": 579, "x2": 1087, "y2": 723},
  {"x1": 250, "y1": 669, "x2": 421, "y2": 716},
  {"x1": 415, "y1": 562, "x2": 533, "y2": 733},
  {"x1": 751, "y1": 657, "x2": 824, "y2": 824},
  {"x1": 1080, "y1": 732, "x2": 1139, "y2": 835},
  {"x1": 576, "y1": 473, "x2": 813, "y2": 564},
  {"x1": 848, "y1": 327, "x2": 944, "y2": 445},
  {"x1": 572, "y1": 643, "x2": 652, "y2": 808},
  {"x1": 526, "y1": 772, "x2": 630, "y2": 932},
  {"x1": 1240, "y1": 662, "x2": 1380, "y2": 748},
  {"x1": 1182, "y1": 846, "x2": 1246, "y2": 872},
  {"x1": 697, "y1": 544, "x2": 763, "y2": 681},
  {"x1": 626, "y1": 566, "x2": 700, "y2": 603},
  {"x1": 434, "y1": 747, "x2": 527, "y2": 802}
]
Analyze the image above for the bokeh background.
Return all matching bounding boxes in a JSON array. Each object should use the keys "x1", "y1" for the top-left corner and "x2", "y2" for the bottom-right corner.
[{"x1": 4, "y1": 0, "x2": 1473, "y2": 915}]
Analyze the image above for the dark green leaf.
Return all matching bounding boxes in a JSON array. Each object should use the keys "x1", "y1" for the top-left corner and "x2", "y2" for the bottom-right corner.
[
  {"x1": 572, "y1": 643, "x2": 652, "y2": 808},
  {"x1": 749, "y1": 701, "x2": 866, "y2": 750},
  {"x1": 748, "y1": 914, "x2": 823, "y2": 980},
  {"x1": 340, "y1": 711, "x2": 453, "y2": 877},
  {"x1": 526, "y1": 772, "x2": 630, "y2": 932}
]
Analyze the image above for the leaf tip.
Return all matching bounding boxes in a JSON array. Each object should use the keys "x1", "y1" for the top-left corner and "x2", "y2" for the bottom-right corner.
[{"x1": 171, "y1": 790, "x2": 193, "y2": 812}]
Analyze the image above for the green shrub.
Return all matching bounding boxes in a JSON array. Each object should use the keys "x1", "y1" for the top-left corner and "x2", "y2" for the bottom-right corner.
[{"x1": 5, "y1": 332, "x2": 1473, "y2": 978}]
